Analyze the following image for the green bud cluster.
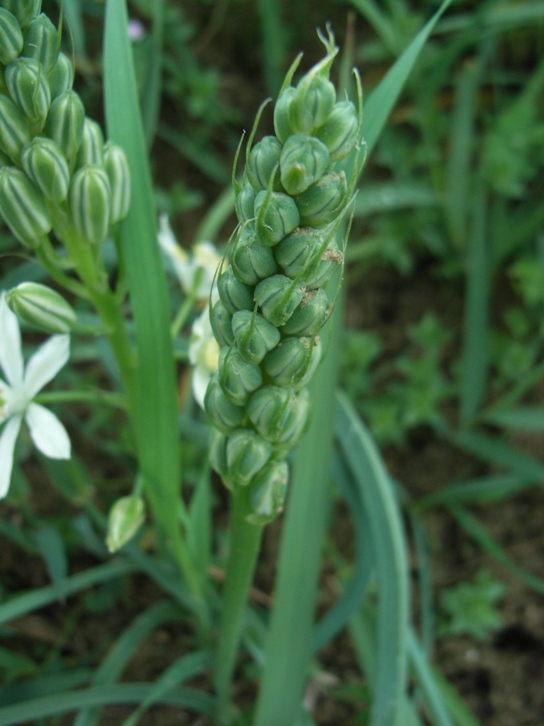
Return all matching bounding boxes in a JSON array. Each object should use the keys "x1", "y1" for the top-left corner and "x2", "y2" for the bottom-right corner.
[
  {"x1": 0, "y1": 1, "x2": 131, "y2": 249},
  {"x1": 206, "y1": 29, "x2": 363, "y2": 525}
]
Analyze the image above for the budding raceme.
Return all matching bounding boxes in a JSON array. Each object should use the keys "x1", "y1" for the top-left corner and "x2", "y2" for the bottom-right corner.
[
  {"x1": 21, "y1": 136, "x2": 70, "y2": 202},
  {"x1": 281, "y1": 288, "x2": 331, "y2": 336},
  {"x1": 204, "y1": 374, "x2": 247, "y2": 434},
  {"x1": 69, "y1": 164, "x2": 111, "y2": 245},
  {"x1": 231, "y1": 309, "x2": 281, "y2": 365},
  {"x1": 254, "y1": 189, "x2": 300, "y2": 247},
  {"x1": 2, "y1": 0, "x2": 41, "y2": 29},
  {"x1": 253, "y1": 274, "x2": 305, "y2": 327},
  {"x1": 247, "y1": 135, "x2": 283, "y2": 192},
  {"x1": 230, "y1": 226, "x2": 277, "y2": 285},
  {"x1": 280, "y1": 133, "x2": 330, "y2": 195},
  {"x1": 226, "y1": 428, "x2": 272, "y2": 486},
  {"x1": 263, "y1": 335, "x2": 322, "y2": 388},
  {"x1": 5, "y1": 56, "x2": 51, "y2": 132},
  {"x1": 76, "y1": 117, "x2": 105, "y2": 167},
  {"x1": 6, "y1": 281, "x2": 76, "y2": 333},
  {"x1": 0, "y1": 94, "x2": 31, "y2": 162},
  {"x1": 246, "y1": 459, "x2": 289, "y2": 525},
  {"x1": 210, "y1": 299, "x2": 235, "y2": 347},
  {"x1": 22, "y1": 13, "x2": 58, "y2": 72},
  {"x1": 0, "y1": 166, "x2": 51, "y2": 247},
  {"x1": 217, "y1": 265, "x2": 254, "y2": 314},
  {"x1": 45, "y1": 90, "x2": 85, "y2": 162},
  {"x1": 219, "y1": 346, "x2": 263, "y2": 405},
  {"x1": 103, "y1": 142, "x2": 131, "y2": 223}
]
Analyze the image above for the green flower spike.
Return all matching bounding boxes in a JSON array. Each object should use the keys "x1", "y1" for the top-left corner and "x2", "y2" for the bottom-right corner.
[
  {"x1": 0, "y1": 7, "x2": 24, "y2": 65},
  {"x1": 219, "y1": 346, "x2": 263, "y2": 405},
  {"x1": 6, "y1": 281, "x2": 76, "y2": 333},
  {"x1": 263, "y1": 335, "x2": 322, "y2": 388},
  {"x1": 69, "y1": 164, "x2": 112, "y2": 246},
  {"x1": 217, "y1": 266, "x2": 254, "y2": 315},
  {"x1": 281, "y1": 287, "x2": 331, "y2": 336},
  {"x1": 280, "y1": 133, "x2": 330, "y2": 195},
  {"x1": 253, "y1": 274, "x2": 306, "y2": 327},
  {"x1": 315, "y1": 99, "x2": 360, "y2": 161},
  {"x1": 0, "y1": 166, "x2": 51, "y2": 248},
  {"x1": 295, "y1": 170, "x2": 348, "y2": 227},
  {"x1": 247, "y1": 135, "x2": 283, "y2": 192},
  {"x1": 76, "y1": 117, "x2": 105, "y2": 167},
  {"x1": 230, "y1": 226, "x2": 278, "y2": 285},
  {"x1": 234, "y1": 181, "x2": 257, "y2": 224},
  {"x1": 204, "y1": 374, "x2": 247, "y2": 434},
  {"x1": 210, "y1": 299, "x2": 235, "y2": 347},
  {"x1": 21, "y1": 136, "x2": 70, "y2": 202},
  {"x1": 254, "y1": 189, "x2": 300, "y2": 247}
]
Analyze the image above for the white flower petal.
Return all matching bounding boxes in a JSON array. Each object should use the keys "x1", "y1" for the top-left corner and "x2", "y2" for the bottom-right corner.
[
  {"x1": 0, "y1": 415, "x2": 23, "y2": 498},
  {"x1": 192, "y1": 366, "x2": 211, "y2": 410},
  {"x1": 24, "y1": 335, "x2": 70, "y2": 397},
  {"x1": 25, "y1": 403, "x2": 71, "y2": 459},
  {"x1": 0, "y1": 294, "x2": 24, "y2": 387}
]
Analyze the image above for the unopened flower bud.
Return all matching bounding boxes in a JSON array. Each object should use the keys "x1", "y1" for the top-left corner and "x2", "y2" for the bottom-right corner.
[
  {"x1": 247, "y1": 385, "x2": 293, "y2": 441},
  {"x1": 209, "y1": 429, "x2": 231, "y2": 486},
  {"x1": 235, "y1": 181, "x2": 257, "y2": 224},
  {"x1": 48, "y1": 52, "x2": 74, "y2": 99},
  {"x1": 103, "y1": 142, "x2": 131, "y2": 223},
  {"x1": 6, "y1": 282, "x2": 76, "y2": 333},
  {"x1": 0, "y1": 8, "x2": 24, "y2": 66},
  {"x1": 254, "y1": 190, "x2": 300, "y2": 247},
  {"x1": 0, "y1": 167, "x2": 51, "y2": 247},
  {"x1": 273, "y1": 86, "x2": 296, "y2": 144},
  {"x1": 5, "y1": 57, "x2": 51, "y2": 131},
  {"x1": 281, "y1": 288, "x2": 331, "y2": 336},
  {"x1": 231, "y1": 310, "x2": 280, "y2": 365},
  {"x1": 246, "y1": 459, "x2": 289, "y2": 525},
  {"x1": 315, "y1": 100, "x2": 359, "y2": 161},
  {"x1": 280, "y1": 134, "x2": 329, "y2": 195},
  {"x1": 70, "y1": 164, "x2": 111, "y2": 245},
  {"x1": 21, "y1": 136, "x2": 70, "y2": 202},
  {"x1": 45, "y1": 90, "x2": 85, "y2": 161},
  {"x1": 0, "y1": 94, "x2": 31, "y2": 162},
  {"x1": 106, "y1": 495, "x2": 145, "y2": 553},
  {"x1": 247, "y1": 135, "x2": 283, "y2": 191},
  {"x1": 217, "y1": 266, "x2": 254, "y2": 315},
  {"x1": 275, "y1": 226, "x2": 342, "y2": 288},
  {"x1": 253, "y1": 274, "x2": 305, "y2": 327},
  {"x1": 219, "y1": 346, "x2": 263, "y2": 405},
  {"x1": 76, "y1": 117, "x2": 105, "y2": 167},
  {"x1": 273, "y1": 387, "x2": 311, "y2": 447},
  {"x1": 295, "y1": 171, "x2": 348, "y2": 227},
  {"x1": 204, "y1": 373, "x2": 246, "y2": 434},
  {"x1": 210, "y1": 299, "x2": 235, "y2": 347},
  {"x1": 2, "y1": 0, "x2": 41, "y2": 28},
  {"x1": 230, "y1": 226, "x2": 277, "y2": 285},
  {"x1": 226, "y1": 428, "x2": 272, "y2": 486},
  {"x1": 22, "y1": 13, "x2": 58, "y2": 72},
  {"x1": 264, "y1": 335, "x2": 321, "y2": 388},
  {"x1": 289, "y1": 74, "x2": 336, "y2": 135}
]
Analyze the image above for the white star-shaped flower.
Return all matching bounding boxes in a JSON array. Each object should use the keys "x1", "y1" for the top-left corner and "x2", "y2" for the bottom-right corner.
[{"x1": 0, "y1": 294, "x2": 71, "y2": 498}]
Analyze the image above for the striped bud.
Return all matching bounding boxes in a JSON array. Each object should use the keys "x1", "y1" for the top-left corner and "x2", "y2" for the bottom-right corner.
[
  {"x1": 69, "y1": 164, "x2": 111, "y2": 245},
  {"x1": 281, "y1": 288, "x2": 331, "y2": 336},
  {"x1": 210, "y1": 299, "x2": 234, "y2": 347},
  {"x1": 295, "y1": 171, "x2": 348, "y2": 227},
  {"x1": 5, "y1": 57, "x2": 51, "y2": 131},
  {"x1": 235, "y1": 181, "x2": 256, "y2": 223},
  {"x1": 254, "y1": 190, "x2": 300, "y2": 247},
  {"x1": 253, "y1": 274, "x2": 305, "y2": 327},
  {"x1": 247, "y1": 135, "x2": 283, "y2": 191},
  {"x1": 106, "y1": 495, "x2": 145, "y2": 553},
  {"x1": 204, "y1": 373, "x2": 246, "y2": 434},
  {"x1": 22, "y1": 13, "x2": 58, "y2": 72},
  {"x1": 210, "y1": 429, "x2": 231, "y2": 486},
  {"x1": 273, "y1": 387, "x2": 311, "y2": 447},
  {"x1": 219, "y1": 346, "x2": 263, "y2": 405},
  {"x1": 0, "y1": 167, "x2": 51, "y2": 247},
  {"x1": 48, "y1": 52, "x2": 74, "y2": 99},
  {"x1": 103, "y1": 142, "x2": 131, "y2": 223},
  {"x1": 21, "y1": 136, "x2": 70, "y2": 202},
  {"x1": 0, "y1": 8, "x2": 24, "y2": 65},
  {"x1": 226, "y1": 428, "x2": 272, "y2": 486},
  {"x1": 5, "y1": 282, "x2": 76, "y2": 333},
  {"x1": 230, "y1": 226, "x2": 277, "y2": 285},
  {"x1": 231, "y1": 310, "x2": 280, "y2": 365},
  {"x1": 264, "y1": 335, "x2": 322, "y2": 388},
  {"x1": 247, "y1": 459, "x2": 289, "y2": 525},
  {"x1": 217, "y1": 266, "x2": 254, "y2": 314},
  {"x1": 247, "y1": 385, "x2": 294, "y2": 441},
  {"x1": 76, "y1": 117, "x2": 105, "y2": 167},
  {"x1": 275, "y1": 227, "x2": 342, "y2": 288},
  {"x1": 289, "y1": 74, "x2": 336, "y2": 134},
  {"x1": 45, "y1": 90, "x2": 85, "y2": 161},
  {"x1": 315, "y1": 100, "x2": 359, "y2": 161},
  {"x1": 280, "y1": 134, "x2": 329, "y2": 195},
  {"x1": 1, "y1": 0, "x2": 41, "y2": 28},
  {"x1": 0, "y1": 94, "x2": 31, "y2": 162},
  {"x1": 273, "y1": 86, "x2": 296, "y2": 144}
]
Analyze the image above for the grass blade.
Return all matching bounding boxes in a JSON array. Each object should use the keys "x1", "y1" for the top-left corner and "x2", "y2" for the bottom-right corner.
[
  {"x1": 453, "y1": 429, "x2": 544, "y2": 481},
  {"x1": 407, "y1": 627, "x2": 453, "y2": 726},
  {"x1": 140, "y1": 0, "x2": 164, "y2": 148},
  {"x1": 336, "y1": 392, "x2": 409, "y2": 726}
]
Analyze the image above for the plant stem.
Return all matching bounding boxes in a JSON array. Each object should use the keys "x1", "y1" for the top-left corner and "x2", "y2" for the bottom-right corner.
[{"x1": 214, "y1": 488, "x2": 264, "y2": 724}]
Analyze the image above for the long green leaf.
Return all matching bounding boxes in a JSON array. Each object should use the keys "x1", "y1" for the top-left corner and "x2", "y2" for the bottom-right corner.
[
  {"x1": 336, "y1": 392, "x2": 409, "y2": 726},
  {"x1": 0, "y1": 684, "x2": 213, "y2": 725}
]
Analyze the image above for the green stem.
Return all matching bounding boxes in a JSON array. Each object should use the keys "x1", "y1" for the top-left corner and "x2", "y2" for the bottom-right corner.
[
  {"x1": 214, "y1": 488, "x2": 264, "y2": 725},
  {"x1": 35, "y1": 389, "x2": 126, "y2": 409}
]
